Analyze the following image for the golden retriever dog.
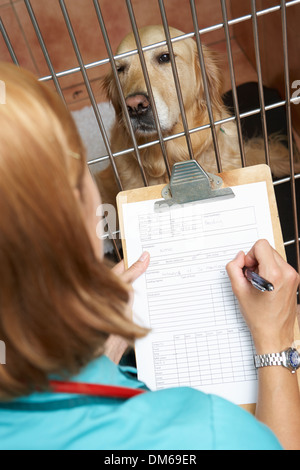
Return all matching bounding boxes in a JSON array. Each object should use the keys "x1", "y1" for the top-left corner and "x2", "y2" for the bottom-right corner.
[{"x1": 96, "y1": 25, "x2": 300, "y2": 206}]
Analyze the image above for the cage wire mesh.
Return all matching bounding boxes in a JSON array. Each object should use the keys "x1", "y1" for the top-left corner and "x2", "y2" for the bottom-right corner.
[{"x1": 0, "y1": 0, "x2": 299, "y2": 272}]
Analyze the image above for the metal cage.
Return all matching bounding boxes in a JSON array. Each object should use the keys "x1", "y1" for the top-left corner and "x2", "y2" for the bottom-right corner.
[{"x1": 1, "y1": 0, "x2": 299, "y2": 271}]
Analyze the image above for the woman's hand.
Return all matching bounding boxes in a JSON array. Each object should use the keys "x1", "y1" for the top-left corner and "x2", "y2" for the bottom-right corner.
[
  {"x1": 227, "y1": 240, "x2": 300, "y2": 450},
  {"x1": 104, "y1": 252, "x2": 150, "y2": 364},
  {"x1": 226, "y1": 239, "x2": 299, "y2": 354},
  {"x1": 112, "y1": 251, "x2": 150, "y2": 284}
]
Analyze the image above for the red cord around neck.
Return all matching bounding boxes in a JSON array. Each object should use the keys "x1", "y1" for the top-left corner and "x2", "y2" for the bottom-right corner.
[{"x1": 49, "y1": 380, "x2": 146, "y2": 400}]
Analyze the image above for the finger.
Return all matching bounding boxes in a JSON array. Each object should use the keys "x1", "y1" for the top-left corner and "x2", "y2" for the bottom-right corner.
[
  {"x1": 244, "y1": 240, "x2": 285, "y2": 283},
  {"x1": 121, "y1": 251, "x2": 150, "y2": 284},
  {"x1": 111, "y1": 260, "x2": 125, "y2": 276},
  {"x1": 226, "y1": 250, "x2": 248, "y2": 292},
  {"x1": 244, "y1": 239, "x2": 275, "y2": 270},
  {"x1": 226, "y1": 251, "x2": 246, "y2": 281}
]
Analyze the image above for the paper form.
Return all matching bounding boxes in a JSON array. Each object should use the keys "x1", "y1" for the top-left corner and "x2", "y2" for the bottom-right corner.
[{"x1": 121, "y1": 182, "x2": 275, "y2": 405}]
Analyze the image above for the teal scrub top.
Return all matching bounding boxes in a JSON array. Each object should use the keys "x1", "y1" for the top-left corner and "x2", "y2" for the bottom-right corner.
[{"x1": 0, "y1": 355, "x2": 282, "y2": 450}]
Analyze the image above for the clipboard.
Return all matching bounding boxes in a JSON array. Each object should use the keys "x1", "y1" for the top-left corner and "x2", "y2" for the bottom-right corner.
[{"x1": 117, "y1": 162, "x2": 300, "y2": 414}]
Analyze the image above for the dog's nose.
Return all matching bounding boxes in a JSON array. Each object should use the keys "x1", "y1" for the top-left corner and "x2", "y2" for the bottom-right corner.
[{"x1": 126, "y1": 94, "x2": 150, "y2": 116}]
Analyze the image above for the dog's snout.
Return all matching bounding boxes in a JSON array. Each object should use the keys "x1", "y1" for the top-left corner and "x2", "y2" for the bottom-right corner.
[
  {"x1": 124, "y1": 93, "x2": 156, "y2": 134},
  {"x1": 126, "y1": 94, "x2": 150, "y2": 116}
]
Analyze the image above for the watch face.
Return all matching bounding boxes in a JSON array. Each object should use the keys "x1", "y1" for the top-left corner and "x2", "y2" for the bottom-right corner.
[{"x1": 289, "y1": 349, "x2": 300, "y2": 369}]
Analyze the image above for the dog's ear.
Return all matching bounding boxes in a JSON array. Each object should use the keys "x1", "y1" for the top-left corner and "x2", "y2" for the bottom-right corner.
[
  {"x1": 194, "y1": 45, "x2": 224, "y2": 114},
  {"x1": 101, "y1": 71, "x2": 122, "y2": 116}
]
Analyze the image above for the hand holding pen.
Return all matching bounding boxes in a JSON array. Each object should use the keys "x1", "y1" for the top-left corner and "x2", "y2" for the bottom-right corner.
[
  {"x1": 242, "y1": 266, "x2": 274, "y2": 292},
  {"x1": 226, "y1": 239, "x2": 299, "y2": 353},
  {"x1": 226, "y1": 240, "x2": 300, "y2": 450}
]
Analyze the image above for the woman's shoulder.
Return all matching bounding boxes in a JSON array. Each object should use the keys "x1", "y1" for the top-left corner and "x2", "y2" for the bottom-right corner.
[
  {"x1": 125, "y1": 387, "x2": 282, "y2": 450},
  {"x1": 69, "y1": 356, "x2": 283, "y2": 450},
  {"x1": 0, "y1": 357, "x2": 282, "y2": 450}
]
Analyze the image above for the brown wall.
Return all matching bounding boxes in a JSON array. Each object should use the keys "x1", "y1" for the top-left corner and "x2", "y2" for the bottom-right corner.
[{"x1": 231, "y1": 0, "x2": 300, "y2": 135}]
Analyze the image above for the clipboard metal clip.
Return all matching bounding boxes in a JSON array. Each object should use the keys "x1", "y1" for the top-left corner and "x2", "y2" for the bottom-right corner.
[{"x1": 155, "y1": 160, "x2": 235, "y2": 211}]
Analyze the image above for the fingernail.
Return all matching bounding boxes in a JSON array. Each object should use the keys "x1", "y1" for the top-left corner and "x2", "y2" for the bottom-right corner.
[{"x1": 139, "y1": 251, "x2": 149, "y2": 262}]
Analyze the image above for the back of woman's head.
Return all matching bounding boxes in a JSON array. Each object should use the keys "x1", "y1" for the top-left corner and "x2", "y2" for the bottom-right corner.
[{"x1": 0, "y1": 63, "x2": 145, "y2": 400}]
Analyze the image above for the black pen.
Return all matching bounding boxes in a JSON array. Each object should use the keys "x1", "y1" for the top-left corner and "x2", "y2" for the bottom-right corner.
[{"x1": 243, "y1": 267, "x2": 274, "y2": 292}]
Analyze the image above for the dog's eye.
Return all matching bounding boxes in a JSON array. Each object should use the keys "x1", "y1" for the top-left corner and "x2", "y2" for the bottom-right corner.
[
  {"x1": 158, "y1": 53, "x2": 171, "y2": 64},
  {"x1": 116, "y1": 64, "x2": 126, "y2": 73}
]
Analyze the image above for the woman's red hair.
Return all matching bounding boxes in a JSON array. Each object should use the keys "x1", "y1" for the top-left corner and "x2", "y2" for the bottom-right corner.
[{"x1": 0, "y1": 63, "x2": 146, "y2": 400}]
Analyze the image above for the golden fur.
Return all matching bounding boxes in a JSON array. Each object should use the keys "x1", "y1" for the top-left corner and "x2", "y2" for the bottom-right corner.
[{"x1": 96, "y1": 25, "x2": 300, "y2": 206}]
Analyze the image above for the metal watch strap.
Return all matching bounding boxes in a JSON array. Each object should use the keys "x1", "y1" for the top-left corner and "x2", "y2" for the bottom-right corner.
[
  {"x1": 254, "y1": 352, "x2": 285, "y2": 369},
  {"x1": 255, "y1": 348, "x2": 300, "y2": 373}
]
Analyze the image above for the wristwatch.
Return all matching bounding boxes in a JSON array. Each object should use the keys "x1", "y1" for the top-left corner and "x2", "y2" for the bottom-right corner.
[{"x1": 254, "y1": 348, "x2": 300, "y2": 374}]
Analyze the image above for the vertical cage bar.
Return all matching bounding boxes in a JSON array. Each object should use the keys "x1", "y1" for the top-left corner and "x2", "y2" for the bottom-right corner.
[
  {"x1": 104, "y1": 225, "x2": 122, "y2": 262},
  {"x1": 125, "y1": 0, "x2": 171, "y2": 179},
  {"x1": 0, "y1": 18, "x2": 19, "y2": 65},
  {"x1": 58, "y1": 0, "x2": 124, "y2": 191},
  {"x1": 59, "y1": 0, "x2": 126, "y2": 260},
  {"x1": 24, "y1": 0, "x2": 66, "y2": 105},
  {"x1": 251, "y1": 0, "x2": 270, "y2": 166},
  {"x1": 158, "y1": 0, "x2": 195, "y2": 160},
  {"x1": 189, "y1": 0, "x2": 222, "y2": 173},
  {"x1": 220, "y1": 0, "x2": 246, "y2": 167},
  {"x1": 93, "y1": 0, "x2": 149, "y2": 187},
  {"x1": 280, "y1": 0, "x2": 300, "y2": 273}
]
